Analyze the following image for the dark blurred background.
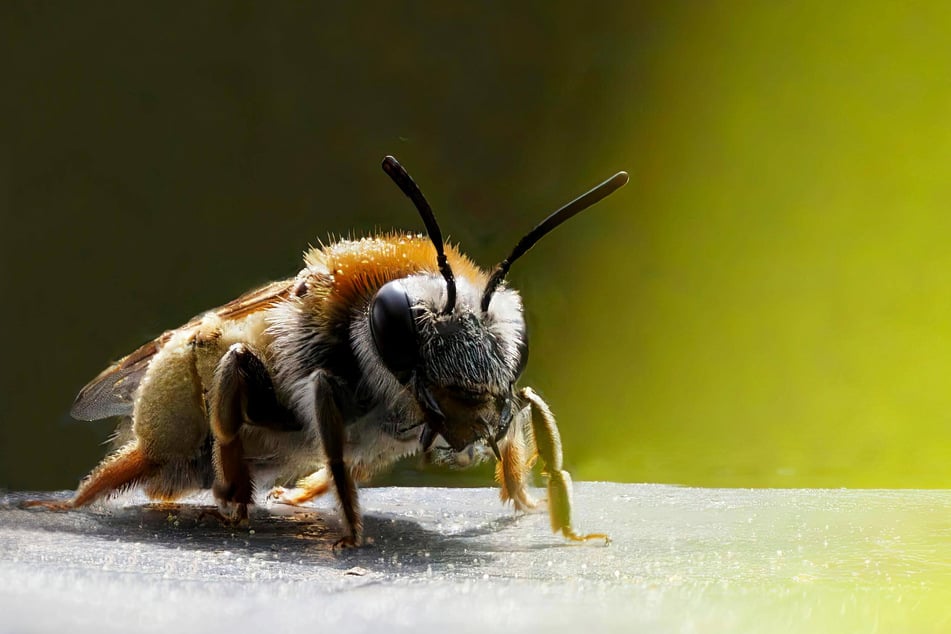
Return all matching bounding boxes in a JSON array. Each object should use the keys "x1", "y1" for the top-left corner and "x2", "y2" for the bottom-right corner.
[{"x1": 3, "y1": 2, "x2": 951, "y2": 491}]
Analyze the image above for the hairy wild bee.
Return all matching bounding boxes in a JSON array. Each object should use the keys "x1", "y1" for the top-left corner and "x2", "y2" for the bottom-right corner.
[{"x1": 26, "y1": 157, "x2": 628, "y2": 547}]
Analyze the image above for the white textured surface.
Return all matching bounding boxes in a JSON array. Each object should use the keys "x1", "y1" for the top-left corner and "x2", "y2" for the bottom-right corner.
[{"x1": 1, "y1": 484, "x2": 949, "y2": 633}]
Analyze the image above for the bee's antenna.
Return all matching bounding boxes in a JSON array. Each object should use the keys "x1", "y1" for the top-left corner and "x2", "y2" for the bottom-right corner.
[
  {"x1": 481, "y1": 170, "x2": 629, "y2": 312},
  {"x1": 382, "y1": 155, "x2": 457, "y2": 314}
]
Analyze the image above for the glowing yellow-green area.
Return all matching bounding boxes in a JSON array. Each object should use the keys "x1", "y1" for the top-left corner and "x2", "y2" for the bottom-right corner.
[{"x1": 535, "y1": 2, "x2": 951, "y2": 487}]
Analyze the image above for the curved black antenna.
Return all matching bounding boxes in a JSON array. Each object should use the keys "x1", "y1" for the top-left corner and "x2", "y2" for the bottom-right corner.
[
  {"x1": 382, "y1": 155, "x2": 457, "y2": 314},
  {"x1": 481, "y1": 170, "x2": 629, "y2": 312}
]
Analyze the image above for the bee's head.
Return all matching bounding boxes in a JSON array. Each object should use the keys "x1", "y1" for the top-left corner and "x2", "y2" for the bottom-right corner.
[
  {"x1": 369, "y1": 272, "x2": 527, "y2": 452},
  {"x1": 371, "y1": 156, "x2": 627, "y2": 454}
]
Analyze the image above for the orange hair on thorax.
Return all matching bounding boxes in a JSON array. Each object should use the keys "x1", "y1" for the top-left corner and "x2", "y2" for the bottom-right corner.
[{"x1": 301, "y1": 234, "x2": 487, "y2": 318}]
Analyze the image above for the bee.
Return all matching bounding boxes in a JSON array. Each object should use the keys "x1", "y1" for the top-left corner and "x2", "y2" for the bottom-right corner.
[{"x1": 25, "y1": 156, "x2": 628, "y2": 547}]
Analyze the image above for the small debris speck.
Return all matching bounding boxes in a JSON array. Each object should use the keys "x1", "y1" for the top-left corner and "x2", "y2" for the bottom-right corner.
[{"x1": 345, "y1": 567, "x2": 369, "y2": 576}]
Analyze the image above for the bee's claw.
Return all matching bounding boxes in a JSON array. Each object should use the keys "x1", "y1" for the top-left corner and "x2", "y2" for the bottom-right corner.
[
  {"x1": 334, "y1": 538, "x2": 358, "y2": 550},
  {"x1": 267, "y1": 486, "x2": 304, "y2": 506},
  {"x1": 266, "y1": 475, "x2": 329, "y2": 507},
  {"x1": 562, "y1": 529, "x2": 611, "y2": 545},
  {"x1": 332, "y1": 535, "x2": 362, "y2": 550},
  {"x1": 199, "y1": 504, "x2": 249, "y2": 527},
  {"x1": 198, "y1": 508, "x2": 230, "y2": 524}
]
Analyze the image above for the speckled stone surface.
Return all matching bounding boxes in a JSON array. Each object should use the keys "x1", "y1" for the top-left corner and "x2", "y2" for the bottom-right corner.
[{"x1": 1, "y1": 484, "x2": 949, "y2": 633}]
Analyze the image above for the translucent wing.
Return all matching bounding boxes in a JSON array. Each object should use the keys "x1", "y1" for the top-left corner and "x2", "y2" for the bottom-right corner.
[
  {"x1": 70, "y1": 335, "x2": 170, "y2": 420},
  {"x1": 212, "y1": 279, "x2": 295, "y2": 321},
  {"x1": 70, "y1": 280, "x2": 294, "y2": 421}
]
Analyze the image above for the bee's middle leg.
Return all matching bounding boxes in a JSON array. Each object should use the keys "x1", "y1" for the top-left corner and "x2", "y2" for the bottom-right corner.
[
  {"x1": 310, "y1": 369, "x2": 362, "y2": 548},
  {"x1": 209, "y1": 343, "x2": 299, "y2": 521},
  {"x1": 495, "y1": 406, "x2": 538, "y2": 512}
]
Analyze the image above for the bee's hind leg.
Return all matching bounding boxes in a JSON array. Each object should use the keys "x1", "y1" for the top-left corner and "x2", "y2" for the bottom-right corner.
[
  {"x1": 209, "y1": 343, "x2": 300, "y2": 523},
  {"x1": 21, "y1": 441, "x2": 156, "y2": 510}
]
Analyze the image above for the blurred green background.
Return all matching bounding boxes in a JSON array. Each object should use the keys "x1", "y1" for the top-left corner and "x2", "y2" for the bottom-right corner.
[{"x1": 3, "y1": 2, "x2": 951, "y2": 491}]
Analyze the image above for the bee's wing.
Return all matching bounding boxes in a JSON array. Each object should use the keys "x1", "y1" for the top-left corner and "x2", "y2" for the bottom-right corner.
[
  {"x1": 70, "y1": 334, "x2": 173, "y2": 420},
  {"x1": 212, "y1": 279, "x2": 294, "y2": 321},
  {"x1": 70, "y1": 279, "x2": 294, "y2": 421}
]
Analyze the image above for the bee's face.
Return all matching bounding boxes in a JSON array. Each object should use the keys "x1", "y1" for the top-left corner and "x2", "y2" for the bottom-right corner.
[
  {"x1": 369, "y1": 274, "x2": 528, "y2": 450},
  {"x1": 362, "y1": 155, "x2": 625, "y2": 452}
]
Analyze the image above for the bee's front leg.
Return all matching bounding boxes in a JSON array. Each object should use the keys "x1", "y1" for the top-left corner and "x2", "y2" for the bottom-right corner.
[
  {"x1": 517, "y1": 387, "x2": 609, "y2": 544},
  {"x1": 310, "y1": 370, "x2": 362, "y2": 548}
]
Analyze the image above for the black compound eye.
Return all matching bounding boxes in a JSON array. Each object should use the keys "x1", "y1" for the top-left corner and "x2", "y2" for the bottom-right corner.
[
  {"x1": 514, "y1": 324, "x2": 529, "y2": 379},
  {"x1": 370, "y1": 280, "x2": 419, "y2": 381}
]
